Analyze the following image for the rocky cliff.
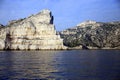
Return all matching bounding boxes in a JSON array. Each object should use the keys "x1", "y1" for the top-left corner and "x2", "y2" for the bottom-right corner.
[
  {"x1": 60, "y1": 20, "x2": 120, "y2": 49},
  {"x1": 0, "y1": 9, "x2": 66, "y2": 50},
  {"x1": 0, "y1": 24, "x2": 4, "y2": 29}
]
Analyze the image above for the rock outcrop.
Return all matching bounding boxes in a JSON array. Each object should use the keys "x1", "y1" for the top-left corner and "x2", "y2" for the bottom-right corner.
[
  {"x1": 0, "y1": 9, "x2": 66, "y2": 50},
  {"x1": 0, "y1": 24, "x2": 3, "y2": 28},
  {"x1": 60, "y1": 20, "x2": 120, "y2": 49}
]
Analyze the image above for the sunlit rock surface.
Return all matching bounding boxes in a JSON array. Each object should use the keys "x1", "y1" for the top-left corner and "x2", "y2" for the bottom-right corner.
[{"x1": 0, "y1": 9, "x2": 67, "y2": 50}]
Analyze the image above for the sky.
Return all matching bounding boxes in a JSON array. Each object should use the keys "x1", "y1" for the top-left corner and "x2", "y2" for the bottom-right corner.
[{"x1": 0, "y1": 0, "x2": 120, "y2": 31}]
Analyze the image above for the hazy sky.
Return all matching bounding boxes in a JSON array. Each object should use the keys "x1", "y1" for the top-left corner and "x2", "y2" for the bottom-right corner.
[{"x1": 0, "y1": 0, "x2": 120, "y2": 31}]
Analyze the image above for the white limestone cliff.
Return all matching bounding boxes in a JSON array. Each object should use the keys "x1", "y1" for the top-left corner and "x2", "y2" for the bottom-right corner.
[{"x1": 0, "y1": 9, "x2": 67, "y2": 50}]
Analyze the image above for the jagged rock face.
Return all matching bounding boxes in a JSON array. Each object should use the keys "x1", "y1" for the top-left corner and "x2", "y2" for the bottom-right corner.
[
  {"x1": 0, "y1": 9, "x2": 66, "y2": 50},
  {"x1": 0, "y1": 24, "x2": 4, "y2": 29},
  {"x1": 0, "y1": 24, "x2": 6, "y2": 49},
  {"x1": 60, "y1": 21, "x2": 120, "y2": 49}
]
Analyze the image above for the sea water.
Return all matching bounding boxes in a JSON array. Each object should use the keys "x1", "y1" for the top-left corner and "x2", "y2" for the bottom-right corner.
[{"x1": 0, "y1": 50, "x2": 120, "y2": 80}]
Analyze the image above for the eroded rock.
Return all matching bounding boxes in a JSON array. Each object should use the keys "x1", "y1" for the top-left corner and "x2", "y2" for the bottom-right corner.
[{"x1": 0, "y1": 9, "x2": 67, "y2": 50}]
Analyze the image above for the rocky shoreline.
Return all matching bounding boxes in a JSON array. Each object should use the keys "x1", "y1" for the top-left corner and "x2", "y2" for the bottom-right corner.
[
  {"x1": 0, "y1": 10, "x2": 67, "y2": 50},
  {"x1": 59, "y1": 20, "x2": 120, "y2": 49},
  {"x1": 0, "y1": 10, "x2": 120, "y2": 50}
]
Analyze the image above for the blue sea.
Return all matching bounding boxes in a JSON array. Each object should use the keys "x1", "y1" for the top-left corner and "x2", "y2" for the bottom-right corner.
[{"x1": 0, "y1": 50, "x2": 120, "y2": 80}]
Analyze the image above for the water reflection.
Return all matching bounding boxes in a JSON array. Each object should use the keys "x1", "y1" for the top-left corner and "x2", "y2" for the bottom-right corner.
[
  {"x1": 0, "y1": 51, "x2": 64, "y2": 79},
  {"x1": 0, "y1": 50, "x2": 120, "y2": 80}
]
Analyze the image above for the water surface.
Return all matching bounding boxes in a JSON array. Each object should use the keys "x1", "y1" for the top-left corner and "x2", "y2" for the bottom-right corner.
[{"x1": 0, "y1": 50, "x2": 120, "y2": 80}]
